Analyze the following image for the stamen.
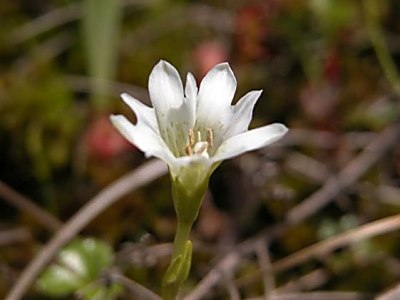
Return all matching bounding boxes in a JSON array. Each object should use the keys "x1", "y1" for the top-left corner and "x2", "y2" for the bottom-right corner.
[
  {"x1": 188, "y1": 129, "x2": 195, "y2": 147},
  {"x1": 206, "y1": 128, "x2": 213, "y2": 148},
  {"x1": 184, "y1": 128, "x2": 214, "y2": 158},
  {"x1": 185, "y1": 144, "x2": 193, "y2": 156},
  {"x1": 197, "y1": 131, "x2": 202, "y2": 143}
]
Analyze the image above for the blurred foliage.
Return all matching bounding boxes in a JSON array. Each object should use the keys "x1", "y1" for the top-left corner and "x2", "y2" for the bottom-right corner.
[
  {"x1": 1, "y1": 0, "x2": 400, "y2": 298},
  {"x1": 36, "y1": 238, "x2": 120, "y2": 299}
]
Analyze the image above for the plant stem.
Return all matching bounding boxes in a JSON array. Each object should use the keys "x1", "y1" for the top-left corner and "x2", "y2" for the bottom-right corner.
[
  {"x1": 171, "y1": 220, "x2": 192, "y2": 261},
  {"x1": 162, "y1": 220, "x2": 193, "y2": 300},
  {"x1": 162, "y1": 171, "x2": 210, "y2": 299}
]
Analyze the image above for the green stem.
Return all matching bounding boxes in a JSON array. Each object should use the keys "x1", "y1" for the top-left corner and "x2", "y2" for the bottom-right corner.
[
  {"x1": 171, "y1": 220, "x2": 192, "y2": 261},
  {"x1": 162, "y1": 220, "x2": 193, "y2": 300},
  {"x1": 162, "y1": 169, "x2": 211, "y2": 299}
]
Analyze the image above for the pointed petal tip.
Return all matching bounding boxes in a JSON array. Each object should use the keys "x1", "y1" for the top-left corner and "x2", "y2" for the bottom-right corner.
[
  {"x1": 120, "y1": 92, "x2": 129, "y2": 98},
  {"x1": 155, "y1": 59, "x2": 173, "y2": 70},
  {"x1": 276, "y1": 123, "x2": 289, "y2": 134},
  {"x1": 215, "y1": 62, "x2": 230, "y2": 68},
  {"x1": 120, "y1": 92, "x2": 132, "y2": 103},
  {"x1": 269, "y1": 123, "x2": 289, "y2": 139},
  {"x1": 246, "y1": 89, "x2": 263, "y2": 100},
  {"x1": 186, "y1": 72, "x2": 195, "y2": 81},
  {"x1": 120, "y1": 93, "x2": 140, "y2": 108},
  {"x1": 211, "y1": 62, "x2": 236, "y2": 85},
  {"x1": 214, "y1": 62, "x2": 233, "y2": 72},
  {"x1": 109, "y1": 114, "x2": 124, "y2": 125}
]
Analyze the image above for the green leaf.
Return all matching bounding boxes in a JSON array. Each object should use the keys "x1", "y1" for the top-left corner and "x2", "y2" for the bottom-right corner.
[{"x1": 36, "y1": 238, "x2": 116, "y2": 298}]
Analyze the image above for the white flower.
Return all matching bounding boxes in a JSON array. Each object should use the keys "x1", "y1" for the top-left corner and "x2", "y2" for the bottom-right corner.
[{"x1": 111, "y1": 60, "x2": 288, "y2": 189}]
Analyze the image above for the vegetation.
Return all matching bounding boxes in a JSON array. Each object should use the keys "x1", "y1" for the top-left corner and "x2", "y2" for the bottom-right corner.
[{"x1": 1, "y1": 0, "x2": 400, "y2": 299}]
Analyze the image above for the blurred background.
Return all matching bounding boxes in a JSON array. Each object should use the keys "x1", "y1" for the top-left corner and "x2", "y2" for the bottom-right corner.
[{"x1": 1, "y1": 0, "x2": 400, "y2": 299}]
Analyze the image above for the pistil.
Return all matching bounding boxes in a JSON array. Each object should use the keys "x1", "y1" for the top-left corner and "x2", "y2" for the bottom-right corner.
[{"x1": 184, "y1": 128, "x2": 213, "y2": 157}]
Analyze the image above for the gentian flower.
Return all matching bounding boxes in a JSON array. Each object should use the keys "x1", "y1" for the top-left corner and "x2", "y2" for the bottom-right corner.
[
  {"x1": 111, "y1": 60, "x2": 287, "y2": 198},
  {"x1": 111, "y1": 60, "x2": 288, "y2": 298}
]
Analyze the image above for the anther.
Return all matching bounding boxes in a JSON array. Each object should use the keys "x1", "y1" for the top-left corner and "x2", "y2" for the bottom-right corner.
[
  {"x1": 185, "y1": 144, "x2": 193, "y2": 156},
  {"x1": 184, "y1": 128, "x2": 214, "y2": 158},
  {"x1": 206, "y1": 128, "x2": 213, "y2": 148},
  {"x1": 197, "y1": 131, "x2": 202, "y2": 143},
  {"x1": 188, "y1": 128, "x2": 195, "y2": 147}
]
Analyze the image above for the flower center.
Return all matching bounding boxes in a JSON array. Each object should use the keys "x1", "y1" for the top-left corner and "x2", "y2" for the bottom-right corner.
[{"x1": 184, "y1": 128, "x2": 213, "y2": 158}]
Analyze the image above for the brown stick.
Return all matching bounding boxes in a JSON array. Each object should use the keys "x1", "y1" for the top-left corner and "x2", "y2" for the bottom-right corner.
[
  {"x1": 287, "y1": 124, "x2": 400, "y2": 224},
  {"x1": 5, "y1": 159, "x2": 167, "y2": 300},
  {"x1": 273, "y1": 213, "x2": 400, "y2": 273},
  {"x1": 0, "y1": 181, "x2": 62, "y2": 232},
  {"x1": 110, "y1": 272, "x2": 161, "y2": 300}
]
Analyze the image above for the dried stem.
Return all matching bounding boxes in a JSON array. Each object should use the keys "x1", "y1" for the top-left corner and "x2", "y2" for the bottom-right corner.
[
  {"x1": 5, "y1": 159, "x2": 167, "y2": 300},
  {"x1": 110, "y1": 272, "x2": 161, "y2": 300},
  {"x1": 287, "y1": 124, "x2": 400, "y2": 224},
  {"x1": 0, "y1": 180, "x2": 62, "y2": 232}
]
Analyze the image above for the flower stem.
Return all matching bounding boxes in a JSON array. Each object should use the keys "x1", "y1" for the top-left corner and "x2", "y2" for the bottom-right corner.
[
  {"x1": 171, "y1": 220, "x2": 192, "y2": 261},
  {"x1": 162, "y1": 220, "x2": 193, "y2": 300},
  {"x1": 162, "y1": 170, "x2": 210, "y2": 299}
]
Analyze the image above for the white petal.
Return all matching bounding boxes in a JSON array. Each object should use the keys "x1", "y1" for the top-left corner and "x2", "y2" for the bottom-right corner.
[
  {"x1": 212, "y1": 123, "x2": 288, "y2": 162},
  {"x1": 110, "y1": 115, "x2": 176, "y2": 165},
  {"x1": 148, "y1": 60, "x2": 184, "y2": 115},
  {"x1": 195, "y1": 63, "x2": 237, "y2": 143},
  {"x1": 120, "y1": 93, "x2": 158, "y2": 132},
  {"x1": 183, "y1": 72, "x2": 197, "y2": 128},
  {"x1": 225, "y1": 90, "x2": 262, "y2": 138},
  {"x1": 185, "y1": 72, "x2": 198, "y2": 102},
  {"x1": 148, "y1": 61, "x2": 197, "y2": 156}
]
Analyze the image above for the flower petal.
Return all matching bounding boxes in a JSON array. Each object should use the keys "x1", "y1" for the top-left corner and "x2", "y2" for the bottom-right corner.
[
  {"x1": 120, "y1": 93, "x2": 158, "y2": 133},
  {"x1": 148, "y1": 60, "x2": 184, "y2": 116},
  {"x1": 185, "y1": 72, "x2": 198, "y2": 102},
  {"x1": 212, "y1": 123, "x2": 288, "y2": 162},
  {"x1": 110, "y1": 115, "x2": 176, "y2": 165},
  {"x1": 183, "y1": 72, "x2": 197, "y2": 128},
  {"x1": 195, "y1": 63, "x2": 236, "y2": 145},
  {"x1": 224, "y1": 90, "x2": 262, "y2": 138}
]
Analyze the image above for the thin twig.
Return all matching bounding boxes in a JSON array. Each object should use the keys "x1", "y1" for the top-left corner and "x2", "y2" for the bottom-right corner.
[
  {"x1": 7, "y1": 0, "x2": 161, "y2": 45},
  {"x1": 220, "y1": 270, "x2": 240, "y2": 300},
  {"x1": 8, "y1": 3, "x2": 81, "y2": 45},
  {"x1": 285, "y1": 152, "x2": 330, "y2": 184},
  {"x1": 0, "y1": 181, "x2": 62, "y2": 232},
  {"x1": 0, "y1": 228, "x2": 32, "y2": 246},
  {"x1": 273, "y1": 213, "x2": 400, "y2": 273},
  {"x1": 255, "y1": 240, "x2": 275, "y2": 300},
  {"x1": 287, "y1": 124, "x2": 400, "y2": 224},
  {"x1": 377, "y1": 282, "x2": 400, "y2": 300},
  {"x1": 110, "y1": 272, "x2": 161, "y2": 300},
  {"x1": 5, "y1": 159, "x2": 167, "y2": 300},
  {"x1": 246, "y1": 291, "x2": 373, "y2": 300},
  {"x1": 274, "y1": 269, "x2": 330, "y2": 293},
  {"x1": 183, "y1": 252, "x2": 240, "y2": 300},
  {"x1": 238, "y1": 213, "x2": 400, "y2": 288}
]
